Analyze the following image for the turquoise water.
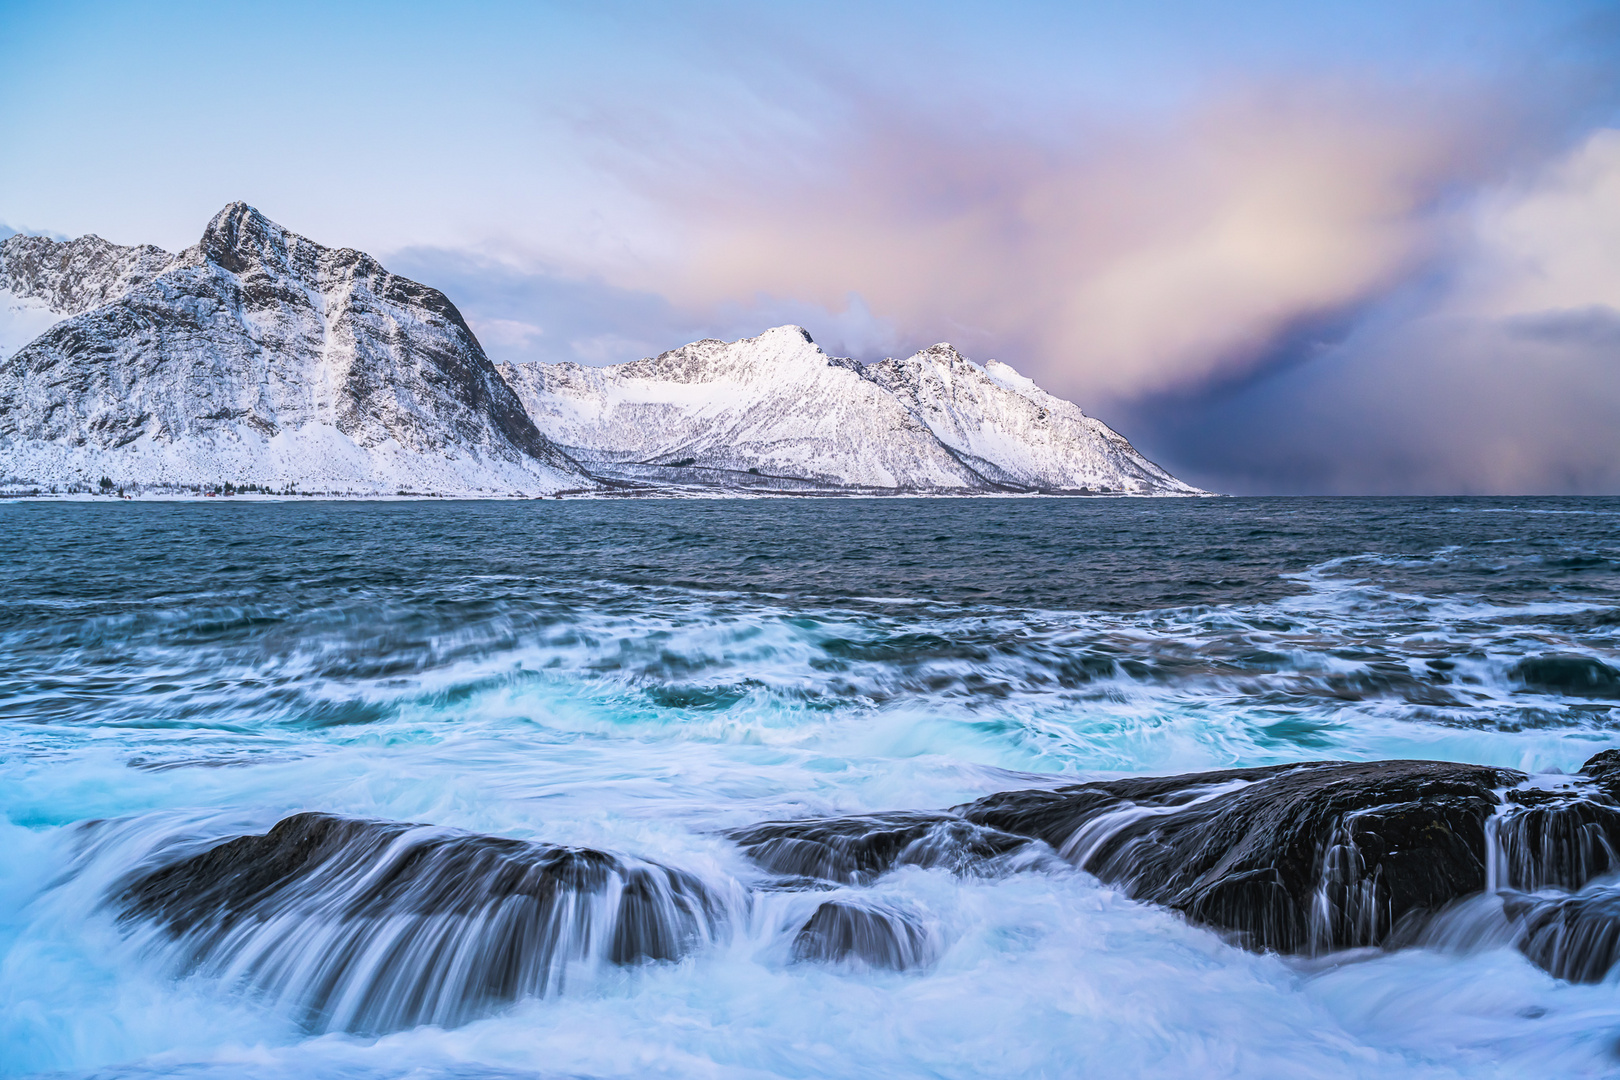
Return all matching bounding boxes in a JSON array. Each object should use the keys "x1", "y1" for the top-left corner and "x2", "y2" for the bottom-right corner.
[{"x1": 3, "y1": 497, "x2": 1619, "y2": 1078}]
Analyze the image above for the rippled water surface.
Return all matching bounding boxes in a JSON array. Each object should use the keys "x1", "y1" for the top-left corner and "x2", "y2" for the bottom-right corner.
[{"x1": 3, "y1": 496, "x2": 1619, "y2": 1079}]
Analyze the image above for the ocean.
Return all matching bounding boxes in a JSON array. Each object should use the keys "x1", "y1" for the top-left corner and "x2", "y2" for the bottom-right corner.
[{"x1": 3, "y1": 496, "x2": 1619, "y2": 1079}]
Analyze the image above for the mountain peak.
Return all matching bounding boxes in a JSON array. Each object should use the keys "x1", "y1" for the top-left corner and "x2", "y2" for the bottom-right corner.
[
  {"x1": 503, "y1": 326, "x2": 1204, "y2": 495},
  {"x1": 983, "y1": 358, "x2": 1040, "y2": 396},
  {"x1": 199, "y1": 202, "x2": 291, "y2": 275},
  {"x1": 756, "y1": 324, "x2": 816, "y2": 346},
  {"x1": 920, "y1": 342, "x2": 967, "y2": 361}
]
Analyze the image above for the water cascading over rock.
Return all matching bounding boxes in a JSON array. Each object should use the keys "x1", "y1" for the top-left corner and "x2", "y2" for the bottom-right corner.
[
  {"x1": 733, "y1": 752, "x2": 1620, "y2": 977},
  {"x1": 116, "y1": 813, "x2": 740, "y2": 1033},
  {"x1": 791, "y1": 900, "x2": 935, "y2": 971},
  {"x1": 114, "y1": 749, "x2": 1620, "y2": 1033}
]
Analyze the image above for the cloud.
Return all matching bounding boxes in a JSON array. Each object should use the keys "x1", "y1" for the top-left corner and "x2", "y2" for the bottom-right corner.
[
  {"x1": 389, "y1": 109, "x2": 1618, "y2": 494},
  {"x1": 385, "y1": 247, "x2": 903, "y2": 368},
  {"x1": 1452, "y1": 128, "x2": 1620, "y2": 319},
  {"x1": 600, "y1": 82, "x2": 1518, "y2": 403},
  {"x1": 1118, "y1": 128, "x2": 1620, "y2": 494},
  {"x1": 1127, "y1": 310, "x2": 1620, "y2": 494}
]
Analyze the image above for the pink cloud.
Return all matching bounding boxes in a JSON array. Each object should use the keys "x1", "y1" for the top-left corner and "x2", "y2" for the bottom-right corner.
[{"x1": 605, "y1": 80, "x2": 1522, "y2": 404}]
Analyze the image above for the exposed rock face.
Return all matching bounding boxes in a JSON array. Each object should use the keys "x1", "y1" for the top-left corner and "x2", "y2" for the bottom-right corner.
[
  {"x1": 500, "y1": 327, "x2": 1202, "y2": 495},
  {"x1": 0, "y1": 204, "x2": 591, "y2": 494},
  {"x1": 118, "y1": 812, "x2": 732, "y2": 1033},
  {"x1": 1, "y1": 233, "x2": 175, "y2": 366},
  {"x1": 0, "y1": 232, "x2": 173, "y2": 326}
]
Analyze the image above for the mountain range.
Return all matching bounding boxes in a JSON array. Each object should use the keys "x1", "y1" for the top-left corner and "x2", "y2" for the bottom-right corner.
[{"x1": 0, "y1": 204, "x2": 1203, "y2": 497}]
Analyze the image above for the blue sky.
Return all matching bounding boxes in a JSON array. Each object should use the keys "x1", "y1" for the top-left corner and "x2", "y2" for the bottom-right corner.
[{"x1": 3, "y1": 0, "x2": 1617, "y2": 492}]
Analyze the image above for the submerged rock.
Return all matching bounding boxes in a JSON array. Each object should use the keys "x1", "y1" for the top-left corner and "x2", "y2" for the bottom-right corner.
[
  {"x1": 728, "y1": 811, "x2": 1033, "y2": 885},
  {"x1": 1510, "y1": 655, "x2": 1620, "y2": 700},
  {"x1": 1508, "y1": 885, "x2": 1620, "y2": 983},
  {"x1": 792, "y1": 900, "x2": 933, "y2": 971},
  {"x1": 118, "y1": 812, "x2": 734, "y2": 1033}
]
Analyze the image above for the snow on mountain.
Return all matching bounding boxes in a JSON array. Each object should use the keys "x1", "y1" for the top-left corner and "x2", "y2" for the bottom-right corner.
[
  {"x1": 0, "y1": 205, "x2": 592, "y2": 495},
  {"x1": 499, "y1": 326, "x2": 992, "y2": 490},
  {"x1": 500, "y1": 327, "x2": 1203, "y2": 494},
  {"x1": 862, "y1": 344, "x2": 1201, "y2": 494}
]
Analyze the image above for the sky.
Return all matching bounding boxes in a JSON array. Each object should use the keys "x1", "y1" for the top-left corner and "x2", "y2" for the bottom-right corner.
[{"x1": 2, "y1": 0, "x2": 1617, "y2": 494}]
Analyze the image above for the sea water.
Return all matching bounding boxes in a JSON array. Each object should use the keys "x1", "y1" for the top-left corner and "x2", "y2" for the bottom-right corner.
[{"x1": 1, "y1": 496, "x2": 1618, "y2": 1079}]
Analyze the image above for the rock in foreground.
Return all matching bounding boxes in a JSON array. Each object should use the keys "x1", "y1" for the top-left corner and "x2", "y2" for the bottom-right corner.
[
  {"x1": 735, "y1": 754, "x2": 1620, "y2": 970},
  {"x1": 118, "y1": 812, "x2": 733, "y2": 1033},
  {"x1": 961, "y1": 760, "x2": 1514, "y2": 953},
  {"x1": 792, "y1": 900, "x2": 934, "y2": 970}
]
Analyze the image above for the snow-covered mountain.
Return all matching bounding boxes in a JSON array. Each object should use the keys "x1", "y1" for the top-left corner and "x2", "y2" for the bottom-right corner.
[
  {"x1": 861, "y1": 343, "x2": 1195, "y2": 492},
  {"x1": 500, "y1": 327, "x2": 1201, "y2": 494},
  {"x1": 500, "y1": 327, "x2": 990, "y2": 490},
  {"x1": 0, "y1": 205, "x2": 592, "y2": 495}
]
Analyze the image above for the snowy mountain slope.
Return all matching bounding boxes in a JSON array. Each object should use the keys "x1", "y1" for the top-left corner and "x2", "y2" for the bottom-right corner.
[
  {"x1": 500, "y1": 327, "x2": 1203, "y2": 494},
  {"x1": 0, "y1": 232, "x2": 174, "y2": 362},
  {"x1": 0, "y1": 204, "x2": 592, "y2": 494},
  {"x1": 500, "y1": 326, "x2": 995, "y2": 489},
  {"x1": 862, "y1": 344, "x2": 1201, "y2": 493}
]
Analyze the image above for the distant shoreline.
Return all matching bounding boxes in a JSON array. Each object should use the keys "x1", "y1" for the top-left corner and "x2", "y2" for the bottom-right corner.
[{"x1": 0, "y1": 488, "x2": 1221, "y2": 502}]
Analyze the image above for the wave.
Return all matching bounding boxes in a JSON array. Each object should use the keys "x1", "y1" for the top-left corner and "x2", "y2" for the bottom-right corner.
[{"x1": 2, "y1": 550, "x2": 1614, "y2": 785}]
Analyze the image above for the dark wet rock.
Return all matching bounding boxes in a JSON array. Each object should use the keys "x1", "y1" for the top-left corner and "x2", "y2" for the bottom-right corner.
[
  {"x1": 958, "y1": 760, "x2": 1519, "y2": 953},
  {"x1": 1581, "y1": 749, "x2": 1620, "y2": 786},
  {"x1": 732, "y1": 761, "x2": 1523, "y2": 955},
  {"x1": 1509, "y1": 885, "x2": 1620, "y2": 983},
  {"x1": 118, "y1": 812, "x2": 731, "y2": 1033},
  {"x1": 1491, "y1": 751, "x2": 1620, "y2": 892},
  {"x1": 1511, "y1": 655, "x2": 1620, "y2": 700},
  {"x1": 727, "y1": 811, "x2": 1032, "y2": 885},
  {"x1": 730, "y1": 753, "x2": 1620, "y2": 966},
  {"x1": 792, "y1": 900, "x2": 932, "y2": 970},
  {"x1": 1494, "y1": 792, "x2": 1620, "y2": 891}
]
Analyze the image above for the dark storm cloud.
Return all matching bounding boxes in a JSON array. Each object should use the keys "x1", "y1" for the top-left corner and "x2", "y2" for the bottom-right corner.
[{"x1": 1118, "y1": 305, "x2": 1620, "y2": 495}]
